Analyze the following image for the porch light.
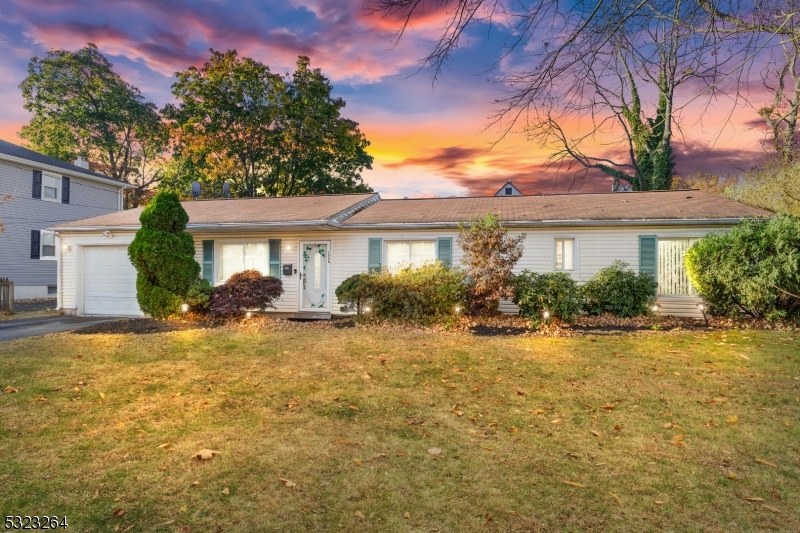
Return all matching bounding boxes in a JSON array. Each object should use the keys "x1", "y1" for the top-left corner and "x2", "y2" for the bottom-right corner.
[
  {"x1": 181, "y1": 303, "x2": 189, "y2": 313},
  {"x1": 62, "y1": 244, "x2": 72, "y2": 253}
]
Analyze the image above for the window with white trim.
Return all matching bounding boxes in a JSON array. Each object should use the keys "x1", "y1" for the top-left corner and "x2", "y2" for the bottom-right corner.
[
  {"x1": 554, "y1": 238, "x2": 575, "y2": 270},
  {"x1": 657, "y1": 238, "x2": 698, "y2": 296},
  {"x1": 385, "y1": 241, "x2": 436, "y2": 273},
  {"x1": 42, "y1": 173, "x2": 60, "y2": 203},
  {"x1": 219, "y1": 243, "x2": 269, "y2": 281},
  {"x1": 40, "y1": 231, "x2": 56, "y2": 260}
]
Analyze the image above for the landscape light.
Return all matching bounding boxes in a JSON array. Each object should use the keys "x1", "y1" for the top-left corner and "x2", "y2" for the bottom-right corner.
[
  {"x1": 181, "y1": 303, "x2": 189, "y2": 313},
  {"x1": 246, "y1": 311, "x2": 252, "y2": 318},
  {"x1": 363, "y1": 306, "x2": 371, "y2": 313},
  {"x1": 696, "y1": 302, "x2": 709, "y2": 327},
  {"x1": 651, "y1": 304, "x2": 660, "y2": 312},
  {"x1": 454, "y1": 305, "x2": 462, "y2": 314},
  {"x1": 543, "y1": 310, "x2": 550, "y2": 320}
]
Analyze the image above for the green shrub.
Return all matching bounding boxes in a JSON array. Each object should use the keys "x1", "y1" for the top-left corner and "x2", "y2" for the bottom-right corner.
[
  {"x1": 336, "y1": 263, "x2": 467, "y2": 323},
  {"x1": 186, "y1": 279, "x2": 214, "y2": 313},
  {"x1": 210, "y1": 270, "x2": 283, "y2": 317},
  {"x1": 128, "y1": 192, "x2": 200, "y2": 318},
  {"x1": 335, "y1": 274, "x2": 370, "y2": 314},
  {"x1": 581, "y1": 260, "x2": 658, "y2": 317},
  {"x1": 512, "y1": 271, "x2": 581, "y2": 322},
  {"x1": 685, "y1": 214, "x2": 800, "y2": 319}
]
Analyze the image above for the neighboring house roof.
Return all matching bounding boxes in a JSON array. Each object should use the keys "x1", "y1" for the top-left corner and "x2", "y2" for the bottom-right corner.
[
  {"x1": 52, "y1": 193, "x2": 380, "y2": 230},
  {"x1": 0, "y1": 139, "x2": 131, "y2": 188},
  {"x1": 341, "y1": 190, "x2": 772, "y2": 228},
  {"x1": 51, "y1": 189, "x2": 772, "y2": 232}
]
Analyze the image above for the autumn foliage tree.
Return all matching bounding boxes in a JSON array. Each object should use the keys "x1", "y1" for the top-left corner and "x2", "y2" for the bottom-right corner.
[{"x1": 458, "y1": 214, "x2": 525, "y2": 314}]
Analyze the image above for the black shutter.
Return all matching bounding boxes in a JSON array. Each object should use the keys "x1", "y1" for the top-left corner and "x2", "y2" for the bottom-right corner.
[
  {"x1": 202, "y1": 240, "x2": 214, "y2": 283},
  {"x1": 61, "y1": 176, "x2": 70, "y2": 204},
  {"x1": 32, "y1": 170, "x2": 42, "y2": 199},
  {"x1": 30, "y1": 230, "x2": 40, "y2": 259}
]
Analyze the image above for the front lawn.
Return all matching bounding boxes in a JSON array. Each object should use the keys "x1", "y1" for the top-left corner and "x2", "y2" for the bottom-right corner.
[{"x1": 1, "y1": 324, "x2": 799, "y2": 532}]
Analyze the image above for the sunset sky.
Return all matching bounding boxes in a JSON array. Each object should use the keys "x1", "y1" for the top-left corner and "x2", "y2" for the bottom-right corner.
[{"x1": 0, "y1": 0, "x2": 772, "y2": 198}]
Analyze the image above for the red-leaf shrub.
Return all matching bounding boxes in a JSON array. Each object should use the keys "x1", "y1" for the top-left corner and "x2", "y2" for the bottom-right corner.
[{"x1": 210, "y1": 270, "x2": 283, "y2": 317}]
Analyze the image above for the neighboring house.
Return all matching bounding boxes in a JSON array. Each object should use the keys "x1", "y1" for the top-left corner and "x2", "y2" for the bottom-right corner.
[
  {"x1": 50, "y1": 190, "x2": 771, "y2": 318},
  {"x1": 495, "y1": 180, "x2": 524, "y2": 196},
  {"x1": 0, "y1": 139, "x2": 131, "y2": 299}
]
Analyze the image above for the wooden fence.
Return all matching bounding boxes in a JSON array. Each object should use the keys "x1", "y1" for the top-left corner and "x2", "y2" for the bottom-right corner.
[{"x1": 0, "y1": 278, "x2": 13, "y2": 313}]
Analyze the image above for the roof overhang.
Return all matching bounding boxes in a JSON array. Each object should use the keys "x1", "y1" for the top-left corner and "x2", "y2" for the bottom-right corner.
[
  {"x1": 342, "y1": 217, "x2": 767, "y2": 229},
  {"x1": 0, "y1": 152, "x2": 134, "y2": 189}
]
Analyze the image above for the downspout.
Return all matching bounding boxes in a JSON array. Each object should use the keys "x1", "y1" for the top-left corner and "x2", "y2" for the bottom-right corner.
[{"x1": 56, "y1": 234, "x2": 62, "y2": 311}]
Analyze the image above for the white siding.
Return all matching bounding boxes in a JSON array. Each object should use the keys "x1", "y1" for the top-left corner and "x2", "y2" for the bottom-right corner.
[{"x1": 59, "y1": 224, "x2": 729, "y2": 318}]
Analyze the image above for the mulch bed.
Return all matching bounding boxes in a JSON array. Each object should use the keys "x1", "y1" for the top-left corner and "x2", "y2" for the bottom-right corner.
[{"x1": 71, "y1": 313, "x2": 797, "y2": 338}]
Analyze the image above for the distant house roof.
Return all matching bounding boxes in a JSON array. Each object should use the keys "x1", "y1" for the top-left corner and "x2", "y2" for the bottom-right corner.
[
  {"x1": 52, "y1": 193, "x2": 380, "y2": 230},
  {"x1": 341, "y1": 190, "x2": 772, "y2": 227},
  {"x1": 0, "y1": 139, "x2": 129, "y2": 187},
  {"x1": 494, "y1": 180, "x2": 524, "y2": 196}
]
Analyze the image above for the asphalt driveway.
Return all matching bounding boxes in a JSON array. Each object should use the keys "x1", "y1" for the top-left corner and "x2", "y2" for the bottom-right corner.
[{"x1": 0, "y1": 315, "x2": 117, "y2": 342}]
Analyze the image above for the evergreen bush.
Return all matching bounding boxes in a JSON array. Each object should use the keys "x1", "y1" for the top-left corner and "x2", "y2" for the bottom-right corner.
[
  {"x1": 128, "y1": 192, "x2": 199, "y2": 318},
  {"x1": 209, "y1": 270, "x2": 283, "y2": 317},
  {"x1": 581, "y1": 260, "x2": 658, "y2": 317},
  {"x1": 512, "y1": 271, "x2": 581, "y2": 323},
  {"x1": 685, "y1": 214, "x2": 800, "y2": 319},
  {"x1": 335, "y1": 274, "x2": 370, "y2": 314},
  {"x1": 186, "y1": 279, "x2": 214, "y2": 313}
]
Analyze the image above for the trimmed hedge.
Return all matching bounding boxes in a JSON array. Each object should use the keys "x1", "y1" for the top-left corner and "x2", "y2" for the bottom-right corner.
[
  {"x1": 581, "y1": 260, "x2": 657, "y2": 318},
  {"x1": 186, "y1": 278, "x2": 214, "y2": 313},
  {"x1": 512, "y1": 271, "x2": 581, "y2": 322},
  {"x1": 685, "y1": 214, "x2": 800, "y2": 320},
  {"x1": 128, "y1": 192, "x2": 199, "y2": 318}
]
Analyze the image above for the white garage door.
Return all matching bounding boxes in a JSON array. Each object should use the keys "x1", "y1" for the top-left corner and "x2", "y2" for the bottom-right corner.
[{"x1": 84, "y1": 246, "x2": 143, "y2": 316}]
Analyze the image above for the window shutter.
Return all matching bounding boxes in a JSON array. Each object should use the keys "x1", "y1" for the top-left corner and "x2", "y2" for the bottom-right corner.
[
  {"x1": 639, "y1": 235, "x2": 657, "y2": 279},
  {"x1": 61, "y1": 176, "x2": 70, "y2": 204},
  {"x1": 202, "y1": 240, "x2": 214, "y2": 283},
  {"x1": 32, "y1": 170, "x2": 42, "y2": 199},
  {"x1": 368, "y1": 238, "x2": 382, "y2": 272},
  {"x1": 30, "y1": 230, "x2": 41, "y2": 259},
  {"x1": 437, "y1": 237, "x2": 452, "y2": 267},
  {"x1": 269, "y1": 239, "x2": 281, "y2": 278}
]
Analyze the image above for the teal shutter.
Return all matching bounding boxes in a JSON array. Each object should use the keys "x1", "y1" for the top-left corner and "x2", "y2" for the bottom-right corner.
[
  {"x1": 368, "y1": 238, "x2": 382, "y2": 272},
  {"x1": 269, "y1": 239, "x2": 281, "y2": 278},
  {"x1": 202, "y1": 240, "x2": 214, "y2": 282},
  {"x1": 639, "y1": 235, "x2": 657, "y2": 280},
  {"x1": 437, "y1": 237, "x2": 452, "y2": 267}
]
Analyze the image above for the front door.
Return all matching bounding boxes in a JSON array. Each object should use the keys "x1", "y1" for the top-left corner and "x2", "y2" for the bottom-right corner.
[{"x1": 299, "y1": 241, "x2": 331, "y2": 312}]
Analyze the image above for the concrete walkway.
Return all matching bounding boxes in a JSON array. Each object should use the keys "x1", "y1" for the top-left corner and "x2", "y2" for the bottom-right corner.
[{"x1": 0, "y1": 315, "x2": 117, "y2": 342}]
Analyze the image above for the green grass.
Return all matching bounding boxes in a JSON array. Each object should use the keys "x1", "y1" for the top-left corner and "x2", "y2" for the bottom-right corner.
[{"x1": 1, "y1": 326, "x2": 799, "y2": 532}]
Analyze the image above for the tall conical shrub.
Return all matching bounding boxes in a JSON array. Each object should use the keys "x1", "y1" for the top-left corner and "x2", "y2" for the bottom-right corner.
[{"x1": 128, "y1": 191, "x2": 199, "y2": 318}]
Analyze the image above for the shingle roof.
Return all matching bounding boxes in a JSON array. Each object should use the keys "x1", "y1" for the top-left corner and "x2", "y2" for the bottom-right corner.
[
  {"x1": 0, "y1": 139, "x2": 125, "y2": 184},
  {"x1": 341, "y1": 190, "x2": 772, "y2": 226},
  {"x1": 52, "y1": 193, "x2": 379, "y2": 229}
]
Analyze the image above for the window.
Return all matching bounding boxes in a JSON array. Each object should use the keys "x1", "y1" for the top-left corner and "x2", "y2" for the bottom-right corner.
[
  {"x1": 505, "y1": 187, "x2": 512, "y2": 195},
  {"x1": 40, "y1": 231, "x2": 56, "y2": 260},
  {"x1": 47, "y1": 285, "x2": 57, "y2": 295},
  {"x1": 42, "y1": 174, "x2": 60, "y2": 202},
  {"x1": 658, "y1": 239, "x2": 698, "y2": 296},
  {"x1": 385, "y1": 241, "x2": 436, "y2": 272},
  {"x1": 220, "y1": 243, "x2": 269, "y2": 281},
  {"x1": 554, "y1": 238, "x2": 575, "y2": 270}
]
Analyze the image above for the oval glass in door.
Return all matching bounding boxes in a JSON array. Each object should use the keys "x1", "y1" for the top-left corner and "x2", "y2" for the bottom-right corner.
[{"x1": 302, "y1": 243, "x2": 328, "y2": 310}]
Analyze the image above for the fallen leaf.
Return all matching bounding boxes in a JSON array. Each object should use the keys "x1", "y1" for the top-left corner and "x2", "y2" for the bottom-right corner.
[
  {"x1": 516, "y1": 390, "x2": 527, "y2": 396},
  {"x1": 157, "y1": 442, "x2": 171, "y2": 449},
  {"x1": 727, "y1": 473, "x2": 737, "y2": 480},
  {"x1": 609, "y1": 492, "x2": 622, "y2": 505},
  {"x1": 754, "y1": 458, "x2": 778, "y2": 468},
  {"x1": 602, "y1": 404, "x2": 615, "y2": 410},
  {"x1": 279, "y1": 478, "x2": 297, "y2": 488},
  {"x1": 744, "y1": 497, "x2": 764, "y2": 502},
  {"x1": 353, "y1": 459, "x2": 363, "y2": 466},
  {"x1": 191, "y1": 449, "x2": 220, "y2": 460},
  {"x1": 428, "y1": 447, "x2": 442, "y2": 455},
  {"x1": 3, "y1": 386, "x2": 19, "y2": 393},
  {"x1": 221, "y1": 487, "x2": 229, "y2": 495},
  {"x1": 762, "y1": 504, "x2": 781, "y2": 514},
  {"x1": 112, "y1": 508, "x2": 125, "y2": 517},
  {"x1": 663, "y1": 422, "x2": 673, "y2": 429},
  {"x1": 727, "y1": 416, "x2": 739, "y2": 426},
  {"x1": 563, "y1": 481, "x2": 585, "y2": 487},
  {"x1": 403, "y1": 512, "x2": 410, "y2": 519},
  {"x1": 591, "y1": 430, "x2": 602, "y2": 437},
  {"x1": 655, "y1": 501, "x2": 663, "y2": 505},
  {"x1": 738, "y1": 354, "x2": 750, "y2": 360},
  {"x1": 362, "y1": 372, "x2": 372, "y2": 379},
  {"x1": 530, "y1": 409, "x2": 546, "y2": 414},
  {"x1": 552, "y1": 419, "x2": 562, "y2": 424},
  {"x1": 614, "y1": 425, "x2": 622, "y2": 431},
  {"x1": 100, "y1": 392, "x2": 106, "y2": 400},
  {"x1": 354, "y1": 511, "x2": 365, "y2": 519},
  {"x1": 179, "y1": 506, "x2": 187, "y2": 513}
]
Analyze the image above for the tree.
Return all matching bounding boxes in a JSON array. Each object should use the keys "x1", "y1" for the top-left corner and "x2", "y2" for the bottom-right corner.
[
  {"x1": 163, "y1": 51, "x2": 373, "y2": 198},
  {"x1": 458, "y1": 213, "x2": 525, "y2": 314},
  {"x1": 19, "y1": 44, "x2": 167, "y2": 207},
  {"x1": 370, "y1": 0, "x2": 719, "y2": 191},
  {"x1": 128, "y1": 191, "x2": 200, "y2": 318},
  {"x1": 724, "y1": 156, "x2": 800, "y2": 215}
]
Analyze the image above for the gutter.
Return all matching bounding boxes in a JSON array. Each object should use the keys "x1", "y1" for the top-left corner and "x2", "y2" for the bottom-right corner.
[{"x1": 0, "y1": 153, "x2": 134, "y2": 189}]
